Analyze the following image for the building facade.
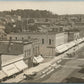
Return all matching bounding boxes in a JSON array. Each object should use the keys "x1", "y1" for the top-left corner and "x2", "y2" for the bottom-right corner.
[
  {"x1": 0, "y1": 40, "x2": 39, "y2": 68},
  {"x1": 7, "y1": 32, "x2": 68, "y2": 56},
  {"x1": 0, "y1": 54, "x2": 2, "y2": 70},
  {"x1": 66, "y1": 31, "x2": 80, "y2": 42},
  {"x1": 23, "y1": 42, "x2": 33, "y2": 67}
]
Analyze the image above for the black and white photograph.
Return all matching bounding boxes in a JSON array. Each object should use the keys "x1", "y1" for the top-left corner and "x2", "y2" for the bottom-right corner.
[{"x1": 0, "y1": 1, "x2": 84, "y2": 83}]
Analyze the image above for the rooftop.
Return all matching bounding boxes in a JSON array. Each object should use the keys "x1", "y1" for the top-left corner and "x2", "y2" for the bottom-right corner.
[
  {"x1": 0, "y1": 39, "x2": 38, "y2": 55},
  {"x1": 2, "y1": 54, "x2": 24, "y2": 66},
  {"x1": 8, "y1": 31, "x2": 64, "y2": 35},
  {"x1": 0, "y1": 42, "x2": 23, "y2": 55}
]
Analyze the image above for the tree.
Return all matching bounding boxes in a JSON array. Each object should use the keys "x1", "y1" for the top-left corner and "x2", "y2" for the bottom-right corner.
[
  {"x1": 28, "y1": 18, "x2": 35, "y2": 23},
  {"x1": 5, "y1": 23, "x2": 13, "y2": 34}
]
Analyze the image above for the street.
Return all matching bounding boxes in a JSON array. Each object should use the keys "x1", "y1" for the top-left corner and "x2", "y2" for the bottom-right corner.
[{"x1": 21, "y1": 42, "x2": 84, "y2": 83}]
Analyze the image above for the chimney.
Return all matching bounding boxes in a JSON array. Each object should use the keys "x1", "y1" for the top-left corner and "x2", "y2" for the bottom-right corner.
[{"x1": 0, "y1": 53, "x2": 2, "y2": 70}]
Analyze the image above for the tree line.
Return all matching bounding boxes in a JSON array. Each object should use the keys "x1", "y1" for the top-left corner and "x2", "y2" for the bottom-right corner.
[{"x1": 0, "y1": 9, "x2": 58, "y2": 18}]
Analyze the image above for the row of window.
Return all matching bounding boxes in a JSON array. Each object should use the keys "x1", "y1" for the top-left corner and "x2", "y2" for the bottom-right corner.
[
  {"x1": 24, "y1": 46, "x2": 39, "y2": 57},
  {"x1": 42, "y1": 39, "x2": 52, "y2": 45},
  {"x1": 33, "y1": 46, "x2": 39, "y2": 56},
  {"x1": 9, "y1": 36, "x2": 31, "y2": 40},
  {"x1": 9, "y1": 37, "x2": 52, "y2": 45}
]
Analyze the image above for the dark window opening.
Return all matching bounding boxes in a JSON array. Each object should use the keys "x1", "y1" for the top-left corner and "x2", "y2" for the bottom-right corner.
[
  {"x1": 42, "y1": 39, "x2": 44, "y2": 44},
  {"x1": 15, "y1": 37, "x2": 17, "y2": 40},
  {"x1": 49, "y1": 39, "x2": 51, "y2": 45},
  {"x1": 60, "y1": 27, "x2": 63, "y2": 32},
  {"x1": 9, "y1": 37, "x2": 12, "y2": 40},
  {"x1": 22, "y1": 37, "x2": 24, "y2": 40}
]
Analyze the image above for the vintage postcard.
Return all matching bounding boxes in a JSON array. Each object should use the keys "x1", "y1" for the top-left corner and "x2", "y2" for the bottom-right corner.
[{"x1": 0, "y1": 0, "x2": 84, "y2": 83}]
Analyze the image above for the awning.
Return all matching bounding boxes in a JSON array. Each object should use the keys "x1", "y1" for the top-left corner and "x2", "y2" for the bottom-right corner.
[
  {"x1": 66, "y1": 41, "x2": 75, "y2": 49},
  {"x1": 24, "y1": 62, "x2": 50, "y2": 75},
  {"x1": 2, "y1": 64, "x2": 19, "y2": 76},
  {"x1": 55, "y1": 41, "x2": 76, "y2": 54},
  {"x1": 33, "y1": 55, "x2": 44, "y2": 64},
  {"x1": 75, "y1": 38, "x2": 84, "y2": 44},
  {"x1": 14, "y1": 60, "x2": 28, "y2": 71},
  {"x1": 55, "y1": 43, "x2": 68, "y2": 53},
  {"x1": 79, "y1": 38, "x2": 84, "y2": 43},
  {"x1": 0, "y1": 70, "x2": 7, "y2": 80}
]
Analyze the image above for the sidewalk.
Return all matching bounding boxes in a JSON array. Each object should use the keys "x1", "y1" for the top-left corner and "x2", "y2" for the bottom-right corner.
[{"x1": 3, "y1": 42, "x2": 84, "y2": 83}]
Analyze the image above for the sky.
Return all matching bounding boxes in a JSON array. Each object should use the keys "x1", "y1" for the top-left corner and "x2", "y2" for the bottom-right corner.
[{"x1": 0, "y1": 1, "x2": 84, "y2": 15}]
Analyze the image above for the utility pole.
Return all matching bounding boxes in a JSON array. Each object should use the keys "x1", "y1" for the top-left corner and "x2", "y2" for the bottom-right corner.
[{"x1": 74, "y1": 34, "x2": 79, "y2": 58}]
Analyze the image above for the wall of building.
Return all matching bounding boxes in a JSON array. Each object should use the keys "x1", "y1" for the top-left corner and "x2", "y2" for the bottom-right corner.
[
  {"x1": 7, "y1": 32, "x2": 68, "y2": 56},
  {"x1": 74, "y1": 32, "x2": 80, "y2": 40},
  {"x1": 67, "y1": 32, "x2": 80, "y2": 42},
  {"x1": 23, "y1": 40, "x2": 40, "y2": 67},
  {"x1": 0, "y1": 54, "x2": 2, "y2": 70},
  {"x1": 32, "y1": 40, "x2": 40, "y2": 56},
  {"x1": 23, "y1": 42, "x2": 33, "y2": 67},
  {"x1": 55, "y1": 33, "x2": 68, "y2": 47}
]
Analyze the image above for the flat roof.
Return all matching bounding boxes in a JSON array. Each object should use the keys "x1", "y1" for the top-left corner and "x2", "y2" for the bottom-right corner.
[
  {"x1": 2, "y1": 54, "x2": 24, "y2": 67},
  {"x1": 0, "y1": 42, "x2": 23, "y2": 55},
  {"x1": 0, "y1": 40, "x2": 34, "y2": 55},
  {"x1": 7, "y1": 32, "x2": 64, "y2": 35}
]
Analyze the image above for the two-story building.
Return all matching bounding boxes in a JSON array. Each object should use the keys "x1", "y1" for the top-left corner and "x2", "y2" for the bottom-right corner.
[
  {"x1": 0, "y1": 39, "x2": 39, "y2": 68},
  {"x1": 7, "y1": 32, "x2": 68, "y2": 56},
  {"x1": 0, "y1": 39, "x2": 40, "y2": 82},
  {"x1": 65, "y1": 30, "x2": 80, "y2": 42}
]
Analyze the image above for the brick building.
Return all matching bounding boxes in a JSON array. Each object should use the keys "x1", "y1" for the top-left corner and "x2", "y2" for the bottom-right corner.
[{"x1": 0, "y1": 39, "x2": 39, "y2": 68}]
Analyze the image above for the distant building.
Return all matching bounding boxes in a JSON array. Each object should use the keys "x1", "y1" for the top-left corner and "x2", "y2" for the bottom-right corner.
[
  {"x1": 7, "y1": 32, "x2": 68, "y2": 56},
  {"x1": 65, "y1": 30, "x2": 80, "y2": 42},
  {"x1": 0, "y1": 25, "x2": 6, "y2": 40},
  {"x1": 5, "y1": 15, "x2": 22, "y2": 23}
]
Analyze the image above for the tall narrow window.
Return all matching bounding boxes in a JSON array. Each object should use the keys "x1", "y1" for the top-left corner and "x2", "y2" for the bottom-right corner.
[
  {"x1": 15, "y1": 37, "x2": 17, "y2": 40},
  {"x1": 9, "y1": 37, "x2": 12, "y2": 40},
  {"x1": 49, "y1": 39, "x2": 51, "y2": 45},
  {"x1": 42, "y1": 39, "x2": 44, "y2": 44},
  {"x1": 24, "y1": 50, "x2": 26, "y2": 57},
  {"x1": 22, "y1": 37, "x2": 24, "y2": 40}
]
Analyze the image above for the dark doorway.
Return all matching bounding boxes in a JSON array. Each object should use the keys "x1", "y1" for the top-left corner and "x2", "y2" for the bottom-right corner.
[{"x1": 28, "y1": 57, "x2": 33, "y2": 68}]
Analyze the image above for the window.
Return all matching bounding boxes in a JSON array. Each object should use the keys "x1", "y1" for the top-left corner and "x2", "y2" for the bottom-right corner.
[
  {"x1": 24, "y1": 49, "x2": 31, "y2": 57},
  {"x1": 28, "y1": 36, "x2": 31, "y2": 39},
  {"x1": 24, "y1": 50, "x2": 27, "y2": 57},
  {"x1": 22, "y1": 37, "x2": 24, "y2": 40},
  {"x1": 27, "y1": 49, "x2": 31, "y2": 56},
  {"x1": 28, "y1": 49, "x2": 31, "y2": 56},
  {"x1": 60, "y1": 27, "x2": 63, "y2": 32},
  {"x1": 49, "y1": 39, "x2": 51, "y2": 45},
  {"x1": 9, "y1": 37, "x2": 12, "y2": 40},
  {"x1": 15, "y1": 37, "x2": 17, "y2": 40},
  {"x1": 42, "y1": 39, "x2": 44, "y2": 44}
]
